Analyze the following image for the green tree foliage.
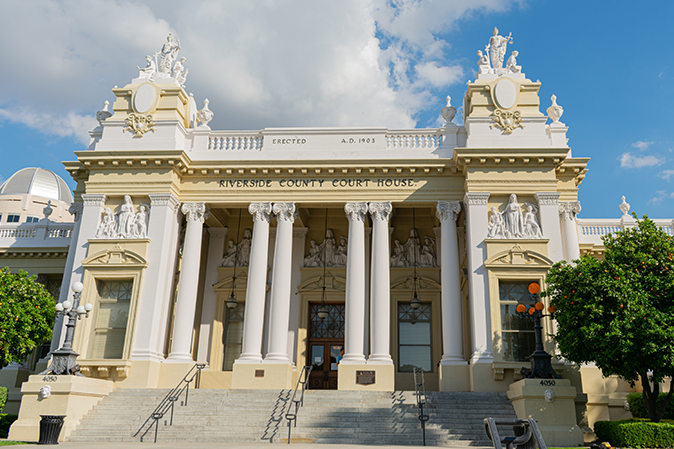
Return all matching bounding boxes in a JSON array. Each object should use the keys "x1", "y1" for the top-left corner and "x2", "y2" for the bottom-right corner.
[
  {"x1": 0, "y1": 268, "x2": 56, "y2": 368},
  {"x1": 543, "y1": 215, "x2": 674, "y2": 423}
]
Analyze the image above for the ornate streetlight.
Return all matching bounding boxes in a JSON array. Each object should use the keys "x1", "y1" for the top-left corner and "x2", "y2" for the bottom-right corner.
[
  {"x1": 43, "y1": 282, "x2": 93, "y2": 375},
  {"x1": 226, "y1": 209, "x2": 243, "y2": 310},
  {"x1": 317, "y1": 209, "x2": 329, "y2": 320},
  {"x1": 410, "y1": 209, "x2": 421, "y2": 311},
  {"x1": 516, "y1": 282, "x2": 561, "y2": 379}
]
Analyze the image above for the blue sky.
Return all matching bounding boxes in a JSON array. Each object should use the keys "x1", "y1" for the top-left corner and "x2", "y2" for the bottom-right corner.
[{"x1": 0, "y1": 0, "x2": 672, "y2": 218}]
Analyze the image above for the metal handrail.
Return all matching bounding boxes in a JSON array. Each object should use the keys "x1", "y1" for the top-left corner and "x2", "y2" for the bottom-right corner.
[
  {"x1": 284, "y1": 365, "x2": 313, "y2": 444},
  {"x1": 413, "y1": 367, "x2": 430, "y2": 446},
  {"x1": 134, "y1": 363, "x2": 206, "y2": 443}
]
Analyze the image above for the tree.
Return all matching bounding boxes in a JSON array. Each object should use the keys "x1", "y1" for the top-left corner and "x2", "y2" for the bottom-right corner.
[
  {"x1": 0, "y1": 268, "x2": 56, "y2": 368},
  {"x1": 544, "y1": 215, "x2": 674, "y2": 423}
]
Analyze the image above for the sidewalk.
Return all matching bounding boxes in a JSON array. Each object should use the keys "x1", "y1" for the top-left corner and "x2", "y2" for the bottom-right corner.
[{"x1": 11, "y1": 443, "x2": 494, "y2": 449}]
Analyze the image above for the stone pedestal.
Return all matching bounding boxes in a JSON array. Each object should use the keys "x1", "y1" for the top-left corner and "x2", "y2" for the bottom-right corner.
[
  {"x1": 439, "y1": 363, "x2": 470, "y2": 392},
  {"x1": 8, "y1": 375, "x2": 114, "y2": 442},
  {"x1": 337, "y1": 364, "x2": 394, "y2": 391},
  {"x1": 0, "y1": 364, "x2": 30, "y2": 414},
  {"x1": 231, "y1": 363, "x2": 294, "y2": 390},
  {"x1": 507, "y1": 378, "x2": 583, "y2": 447}
]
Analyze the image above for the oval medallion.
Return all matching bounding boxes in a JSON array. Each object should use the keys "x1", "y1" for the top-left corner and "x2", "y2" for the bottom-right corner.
[
  {"x1": 494, "y1": 79, "x2": 517, "y2": 110},
  {"x1": 133, "y1": 84, "x2": 156, "y2": 114}
]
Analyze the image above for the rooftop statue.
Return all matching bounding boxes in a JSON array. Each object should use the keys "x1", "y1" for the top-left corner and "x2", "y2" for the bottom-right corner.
[
  {"x1": 134, "y1": 34, "x2": 188, "y2": 85},
  {"x1": 487, "y1": 27, "x2": 512, "y2": 69},
  {"x1": 505, "y1": 50, "x2": 521, "y2": 73},
  {"x1": 158, "y1": 34, "x2": 181, "y2": 77}
]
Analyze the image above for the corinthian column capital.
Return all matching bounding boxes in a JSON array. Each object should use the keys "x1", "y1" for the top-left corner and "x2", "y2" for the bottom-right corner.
[
  {"x1": 436, "y1": 201, "x2": 461, "y2": 222},
  {"x1": 558, "y1": 201, "x2": 581, "y2": 221},
  {"x1": 344, "y1": 202, "x2": 369, "y2": 222},
  {"x1": 249, "y1": 202, "x2": 272, "y2": 223},
  {"x1": 368, "y1": 201, "x2": 392, "y2": 222},
  {"x1": 182, "y1": 202, "x2": 209, "y2": 222},
  {"x1": 273, "y1": 202, "x2": 297, "y2": 223}
]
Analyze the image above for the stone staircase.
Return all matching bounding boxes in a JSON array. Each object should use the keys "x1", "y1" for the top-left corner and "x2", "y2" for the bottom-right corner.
[{"x1": 67, "y1": 388, "x2": 516, "y2": 445}]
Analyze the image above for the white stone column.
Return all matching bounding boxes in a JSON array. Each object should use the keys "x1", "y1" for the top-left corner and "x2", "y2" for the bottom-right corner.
[
  {"x1": 235, "y1": 202, "x2": 272, "y2": 364},
  {"x1": 436, "y1": 201, "x2": 466, "y2": 365},
  {"x1": 195, "y1": 226, "x2": 228, "y2": 363},
  {"x1": 535, "y1": 192, "x2": 564, "y2": 263},
  {"x1": 341, "y1": 202, "x2": 369, "y2": 365},
  {"x1": 559, "y1": 201, "x2": 582, "y2": 262},
  {"x1": 264, "y1": 202, "x2": 297, "y2": 364},
  {"x1": 131, "y1": 193, "x2": 181, "y2": 361},
  {"x1": 368, "y1": 201, "x2": 393, "y2": 365},
  {"x1": 464, "y1": 192, "x2": 493, "y2": 364},
  {"x1": 166, "y1": 202, "x2": 208, "y2": 362},
  {"x1": 287, "y1": 227, "x2": 308, "y2": 365}
]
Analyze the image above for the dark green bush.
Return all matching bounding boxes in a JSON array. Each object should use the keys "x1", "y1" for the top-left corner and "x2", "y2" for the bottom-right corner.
[
  {"x1": 0, "y1": 387, "x2": 6, "y2": 412},
  {"x1": 595, "y1": 419, "x2": 674, "y2": 448},
  {"x1": 627, "y1": 392, "x2": 674, "y2": 420},
  {"x1": 0, "y1": 414, "x2": 17, "y2": 439}
]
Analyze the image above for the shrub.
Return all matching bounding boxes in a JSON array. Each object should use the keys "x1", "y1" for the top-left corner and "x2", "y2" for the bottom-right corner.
[
  {"x1": 594, "y1": 419, "x2": 674, "y2": 448},
  {"x1": 627, "y1": 392, "x2": 674, "y2": 420},
  {"x1": 0, "y1": 414, "x2": 17, "y2": 439},
  {"x1": 0, "y1": 387, "x2": 6, "y2": 412}
]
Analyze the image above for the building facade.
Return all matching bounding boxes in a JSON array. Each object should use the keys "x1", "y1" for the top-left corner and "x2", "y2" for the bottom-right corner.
[{"x1": 3, "y1": 30, "x2": 673, "y2": 429}]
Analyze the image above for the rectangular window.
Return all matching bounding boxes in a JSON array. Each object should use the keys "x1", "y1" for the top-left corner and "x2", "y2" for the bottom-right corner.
[
  {"x1": 26, "y1": 216, "x2": 39, "y2": 223},
  {"x1": 91, "y1": 280, "x2": 133, "y2": 359},
  {"x1": 222, "y1": 302, "x2": 244, "y2": 371},
  {"x1": 500, "y1": 281, "x2": 536, "y2": 362},
  {"x1": 7, "y1": 215, "x2": 20, "y2": 223},
  {"x1": 398, "y1": 303, "x2": 432, "y2": 372}
]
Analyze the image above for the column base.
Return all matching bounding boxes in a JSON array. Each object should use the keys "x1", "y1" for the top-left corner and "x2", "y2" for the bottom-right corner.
[
  {"x1": 337, "y1": 364, "x2": 394, "y2": 391},
  {"x1": 8, "y1": 375, "x2": 114, "y2": 443},
  {"x1": 164, "y1": 352, "x2": 194, "y2": 363},
  {"x1": 507, "y1": 379, "x2": 584, "y2": 447},
  {"x1": 469, "y1": 361, "x2": 503, "y2": 392},
  {"x1": 231, "y1": 362, "x2": 294, "y2": 389},
  {"x1": 367, "y1": 354, "x2": 393, "y2": 365},
  {"x1": 233, "y1": 353, "x2": 263, "y2": 364},
  {"x1": 339, "y1": 354, "x2": 367, "y2": 365},
  {"x1": 439, "y1": 363, "x2": 470, "y2": 392},
  {"x1": 129, "y1": 349, "x2": 165, "y2": 362},
  {"x1": 469, "y1": 351, "x2": 493, "y2": 364},
  {"x1": 262, "y1": 354, "x2": 291, "y2": 364}
]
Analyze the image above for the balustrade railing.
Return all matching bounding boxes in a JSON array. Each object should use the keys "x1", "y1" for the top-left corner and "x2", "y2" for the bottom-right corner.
[
  {"x1": 386, "y1": 131, "x2": 442, "y2": 149},
  {"x1": 208, "y1": 133, "x2": 264, "y2": 151},
  {"x1": 577, "y1": 219, "x2": 674, "y2": 244}
]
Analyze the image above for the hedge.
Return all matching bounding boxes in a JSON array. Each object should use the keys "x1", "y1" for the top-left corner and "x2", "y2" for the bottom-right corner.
[
  {"x1": 0, "y1": 388, "x2": 6, "y2": 412},
  {"x1": 626, "y1": 392, "x2": 674, "y2": 420},
  {"x1": 594, "y1": 419, "x2": 674, "y2": 448},
  {"x1": 0, "y1": 414, "x2": 17, "y2": 439}
]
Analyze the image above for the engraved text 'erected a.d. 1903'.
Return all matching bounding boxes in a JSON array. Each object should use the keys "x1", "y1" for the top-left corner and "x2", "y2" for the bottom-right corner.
[
  {"x1": 267, "y1": 137, "x2": 379, "y2": 145},
  {"x1": 218, "y1": 178, "x2": 418, "y2": 189}
]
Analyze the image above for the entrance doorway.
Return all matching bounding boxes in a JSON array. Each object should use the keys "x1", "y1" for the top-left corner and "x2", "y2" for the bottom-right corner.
[{"x1": 307, "y1": 303, "x2": 344, "y2": 389}]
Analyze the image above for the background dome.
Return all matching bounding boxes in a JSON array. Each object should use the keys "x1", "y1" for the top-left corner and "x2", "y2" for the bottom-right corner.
[{"x1": 0, "y1": 167, "x2": 73, "y2": 204}]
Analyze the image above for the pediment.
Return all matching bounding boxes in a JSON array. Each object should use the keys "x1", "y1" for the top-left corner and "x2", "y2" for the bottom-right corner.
[
  {"x1": 82, "y1": 245, "x2": 147, "y2": 267},
  {"x1": 391, "y1": 276, "x2": 440, "y2": 291},
  {"x1": 484, "y1": 244, "x2": 553, "y2": 268},
  {"x1": 298, "y1": 274, "x2": 346, "y2": 292}
]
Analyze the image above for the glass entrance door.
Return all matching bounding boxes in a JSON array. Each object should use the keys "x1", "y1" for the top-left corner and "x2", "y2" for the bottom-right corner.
[{"x1": 307, "y1": 303, "x2": 344, "y2": 389}]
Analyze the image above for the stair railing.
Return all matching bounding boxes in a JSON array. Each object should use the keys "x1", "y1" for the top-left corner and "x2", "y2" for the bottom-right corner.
[
  {"x1": 284, "y1": 365, "x2": 313, "y2": 444},
  {"x1": 134, "y1": 363, "x2": 206, "y2": 443},
  {"x1": 413, "y1": 367, "x2": 430, "y2": 446}
]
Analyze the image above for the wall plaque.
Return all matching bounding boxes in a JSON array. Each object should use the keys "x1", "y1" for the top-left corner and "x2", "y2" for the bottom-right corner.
[
  {"x1": 356, "y1": 370, "x2": 375, "y2": 385},
  {"x1": 255, "y1": 370, "x2": 265, "y2": 378}
]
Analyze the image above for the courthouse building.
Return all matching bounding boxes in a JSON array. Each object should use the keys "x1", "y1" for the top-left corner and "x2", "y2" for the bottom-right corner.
[{"x1": 2, "y1": 30, "x2": 672, "y2": 429}]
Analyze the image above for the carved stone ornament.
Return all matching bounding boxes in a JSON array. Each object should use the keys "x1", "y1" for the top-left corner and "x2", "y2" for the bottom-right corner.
[
  {"x1": 94, "y1": 195, "x2": 150, "y2": 239},
  {"x1": 197, "y1": 98, "x2": 214, "y2": 127},
  {"x1": 547, "y1": 94, "x2": 564, "y2": 124},
  {"x1": 391, "y1": 229, "x2": 437, "y2": 268},
  {"x1": 40, "y1": 385, "x2": 51, "y2": 399},
  {"x1": 544, "y1": 389, "x2": 555, "y2": 403},
  {"x1": 344, "y1": 202, "x2": 369, "y2": 222},
  {"x1": 273, "y1": 202, "x2": 297, "y2": 222},
  {"x1": 304, "y1": 229, "x2": 347, "y2": 267},
  {"x1": 96, "y1": 100, "x2": 112, "y2": 124},
  {"x1": 487, "y1": 194, "x2": 544, "y2": 239},
  {"x1": 43, "y1": 201, "x2": 54, "y2": 220},
  {"x1": 491, "y1": 109, "x2": 524, "y2": 134},
  {"x1": 441, "y1": 96, "x2": 456, "y2": 124},
  {"x1": 68, "y1": 203, "x2": 83, "y2": 222},
  {"x1": 221, "y1": 229, "x2": 252, "y2": 267},
  {"x1": 558, "y1": 201, "x2": 582, "y2": 222},
  {"x1": 619, "y1": 195, "x2": 630, "y2": 216},
  {"x1": 436, "y1": 201, "x2": 461, "y2": 222},
  {"x1": 124, "y1": 113, "x2": 156, "y2": 137},
  {"x1": 249, "y1": 202, "x2": 272, "y2": 223},
  {"x1": 182, "y1": 202, "x2": 207, "y2": 223},
  {"x1": 368, "y1": 202, "x2": 392, "y2": 221}
]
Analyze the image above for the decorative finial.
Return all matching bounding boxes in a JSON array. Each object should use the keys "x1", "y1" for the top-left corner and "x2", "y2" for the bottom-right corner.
[
  {"x1": 441, "y1": 96, "x2": 456, "y2": 124},
  {"x1": 96, "y1": 100, "x2": 112, "y2": 124},
  {"x1": 197, "y1": 99, "x2": 214, "y2": 128},
  {"x1": 43, "y1": 200, "x2": 53, "y2": 220},
  {"x1": 619, "y1": 196, "x2": 630, "y2": 217},
  {"x1": 547, "y1": 94, "x2": 564, "y2": 124}
]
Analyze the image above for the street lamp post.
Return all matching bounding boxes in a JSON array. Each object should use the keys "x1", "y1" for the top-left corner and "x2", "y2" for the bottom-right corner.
[
  {"x1": 42, "y1": 282, "x2": 93, "y2": 376},
  {"x1": 516, "y1": 282, "x2": 561, "y2": 379}
]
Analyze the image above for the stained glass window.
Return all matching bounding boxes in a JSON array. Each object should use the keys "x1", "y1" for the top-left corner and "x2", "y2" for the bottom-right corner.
[
  {"x1": 398, "y1": 303, "x2": 432, "y2": 372},
  {"x1": 91, "y1": 280, "x2": 133, "y2": 359},
  {"x1": 499, "y1": 281, "x2": 536, "y2": 362}
]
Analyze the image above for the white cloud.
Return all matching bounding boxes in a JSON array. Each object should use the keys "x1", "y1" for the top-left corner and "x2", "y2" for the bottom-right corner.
[
  {"x1": 648, "y1": 190, "x2": 674, "y2": 205},
  {"x1": 660, "y1": 169, "x2": 674, "y2": 181},
  {"x1": 0, "y1": 0, "x2": 521, "y2": 143},
  {"x1": 618, "y1": 152, "x2": 664, "y2": 168},
  {"x1": 632, "y1": 140, "x2": 654, "y2": 151}
]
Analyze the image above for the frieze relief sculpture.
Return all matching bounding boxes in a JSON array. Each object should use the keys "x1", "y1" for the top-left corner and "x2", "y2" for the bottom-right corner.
[
  {"x1": 303, "y1": 229, "x2": 347, "y2": 267},
  {"x1": 221, "y1": 229, "x2": 252, "y2": 267},
  {"x1": 94, "y1": 195, "x2": 150, "y2": 239},
  {"x1": 390, "y1": 229, "x2": 437, "y2": 267},
  {"x1": 487, "y1": 194, "x2": 544, "y2": 239}
]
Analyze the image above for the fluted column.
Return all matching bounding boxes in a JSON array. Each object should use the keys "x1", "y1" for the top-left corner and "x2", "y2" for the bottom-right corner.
[
  {"x1": 436, "y1": 201, "x2": 466, "y2": 365},
  {"x1": 167, "y1": 202, "x2": 208, "y2": 362},
  {"x1": 235, "y1": 202, "x2": 273, "y2": 364},
  {"x1": 368, "y1": 201, "x2": 393, "y2": 365},
  {"x1": 341, "y1": 202, "x2": 369, "y2": 365},
  {"x1": 264, "y1": 202, "x2": 296, "y2": 364},
  {"x1": 559, "y1": 201, "x2": 582, "y2": 262}
]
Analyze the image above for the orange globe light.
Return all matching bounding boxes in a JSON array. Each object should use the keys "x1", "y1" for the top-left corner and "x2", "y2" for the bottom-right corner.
[
  {"x1": 535, "y1": 302, "x2": 544, "y2": 311},
  {"x1": 528, "y1": 307, "x2": 535, "y2": 315},
  {"x1": 516, "y1": 304, "x2": 526, "y2": 313},
  {"x1": 547, "y1": 305, "x2": 556, "y2": 314},
  {"x1": 528, "y1": 282, "x2": 541, "y2": 294}
]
